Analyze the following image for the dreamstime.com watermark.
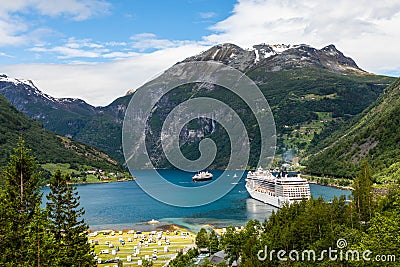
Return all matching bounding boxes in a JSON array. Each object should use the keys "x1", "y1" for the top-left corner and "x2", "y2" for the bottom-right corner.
[{"x1": 257, "y1": 238, "x2": 396, "y2": 263}]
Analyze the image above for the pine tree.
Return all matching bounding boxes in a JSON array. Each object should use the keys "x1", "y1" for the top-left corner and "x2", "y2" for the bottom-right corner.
[
  {"x1": 47, "y1": 171, "x2": 68, "y2": 242},
  {"x1": 24, "y1": 206, "x2": 57, "y2": 267},
  {"x1": 352, "y1": 161, "x2": 374, "y2": 222},
  {"x1": 195, "y1": 228, "x2": 209, "y2": 249},
  {"x1": 0, "y1": 138, "x2": 46, "y2": 266},
  {"x1": 208, "y1": 230, "x2": 220, "y2": 254},
  {"x1": 46, "y1": 170, "x2": 95, "y2": 266}
]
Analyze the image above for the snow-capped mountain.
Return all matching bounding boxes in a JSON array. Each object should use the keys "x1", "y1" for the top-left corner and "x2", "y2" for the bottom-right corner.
[
  {"x1": 182, "y1": 43, "x2": 365, "y2": 74},
  {"x1": 0, "y1": 74, "x2": 126, "y2": 161},
  {"x1": 0, "y1": 74, "x2": 56, "y2": 103},
  {"x1": 0, "y1": 43, "x2": 392, "y2": 167},
  {"x1": 0, "y1": 74, "x2": 97, "y2": 120}
]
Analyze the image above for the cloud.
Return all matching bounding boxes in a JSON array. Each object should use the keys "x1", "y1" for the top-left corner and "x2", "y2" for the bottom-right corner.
[
  {"x1": 0, "y1": 14, "x2": 27, "y2": 46},
  {"x1": 27, "y1": 35, "x2": 203, "y2": 61},
  {"x1": 101, "y1": 51, "x2": 140, "y2": 59},
  {"x1": 0, "y1": 0, "x2": 110, "y2": 21},
  {"x1": 129, "y1": 33, "x2": 206, "y2": 52},
  {"x1": 2, "y1": 44, "x2": 209, "y2": 106},
  {"x1": 199, "y1": 12, "x2": 217, "y2": 19},
  {"x1": 0, "y1": 0, "x2": 110, "y2": 46},
  {"x1": 29, "y1": 46, "x2": 105, "y2": 59},
  {"x1": 27, "y1": 37, "x2": 137, "y2": 60},
  {"x1": 0, "y1": 52, "x2": 13, "y2": 57},
  {"x1": 203, "y1": 0, "x2": 400, "y2": 74},
  {"x1": 64, "y1": 37, "x2": 105, "y2": 49},
  {"x1": 2, "y1": 0, "x2": 399, "y2": 108}
]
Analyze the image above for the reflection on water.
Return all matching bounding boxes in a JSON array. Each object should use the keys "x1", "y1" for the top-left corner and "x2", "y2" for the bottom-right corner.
[{"x1": 246, "y1": 198, "x2": 278, "y2": 222}]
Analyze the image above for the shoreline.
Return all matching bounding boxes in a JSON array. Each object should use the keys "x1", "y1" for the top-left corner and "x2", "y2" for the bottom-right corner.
[
  {"x1": 308, "y1": 180, "x2": 354, "y2": 191},
  {"x1": 73, "y1": 176, "x2": 353, "y2": 191},
  {"x1": 88, "y1": 223, "x2": 192, "y2": 233},
  {"x1": 86, "y1": 219, "x2": 244, "y2": 233},
  {"x1": 42, "y1": 178, "x2": 136, "y2": 187},
  {"x1": 69, "y1": 177, "x2": 135, "y2": 186}
]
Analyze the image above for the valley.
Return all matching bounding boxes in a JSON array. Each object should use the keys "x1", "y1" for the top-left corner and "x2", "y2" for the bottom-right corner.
[
  {"x1": 1, "y1": 2, "x2": 399, "y2": 266},
  {"x1": 0, "y1": 43, "x2": 396, "y2": 175}
]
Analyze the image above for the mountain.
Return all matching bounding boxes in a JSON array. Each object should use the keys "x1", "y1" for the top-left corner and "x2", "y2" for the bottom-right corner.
[
  {"x1": 0, "y1": 43, "x2": 395, "y2": 168},
  {"x1": 181, "y1": 43, "x2": 365, "y2": 74},
  {"x1": 0, "y1": 92, "x2": 122, "y2": 173},
  {"x1": 0, "y1": 74, "x2": 124, "y2": 161},
  {"x1": 304, "y1": 78, "x2": 400, "y2": 181}
]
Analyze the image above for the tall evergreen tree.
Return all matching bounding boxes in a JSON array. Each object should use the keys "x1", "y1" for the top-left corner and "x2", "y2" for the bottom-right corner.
[
  {"x1": 195, "y1": 228, "x2": 209, "y2": 249},
  {"x1": 208, "y1": 230, "x2": 220, "y2": 254},
  {"x1": 24, "y1": 206, "x2": 58, "y2": 267},
  {"x1": 0, "y1": 138, "x2": 48, "y2": 266},
  {"x1": 352, "y1": 161, "x2": 374, "y2": 222},
  {"x1": 195, "y1": 228, "x2": 220, "y2": 254},
  {"x1": 46, "y1": 170, "x2": 95, "y2": 267}
]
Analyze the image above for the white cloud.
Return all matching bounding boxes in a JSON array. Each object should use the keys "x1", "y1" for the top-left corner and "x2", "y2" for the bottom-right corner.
[
  {"x1": 105, "y1": 41, "x2": 128, "y2": 47},
  {"x1": 199, "y1": 12, "x2": 217, "y2": 19},
  {"x1": 0, "y1": 52, "x2": 13, "y2": 57},
  {"x1": 1, "y1": 0, "x2": 399, "y2": 108},
  {"x1": 0, "y1": 14, "x2": 27, "y2": 46},
  {"x1": 102, "y1": 51, "x2": 140, "y2": 59},
  {"x1": 204, "y1": 0, "x2": 400, "y2": 74},
  {"x1": 64, "y1": 37, "x2": 104, "y2": 49},
  {"x1": 129, "y1": 33, "x2": 206, "y2": 52},
  {"x1": 0, "y1": 0, "x2": 110, "y2": 21},
  {"x1": 30, "y1": 46, "x2": 105, "y2": 59},
  {"x1": 27, "y1": 34, "x2": 207, "y2": 61},
  {"x1": 2, "y1": 44, "x2": 209, "y2": 106},
  {"x1": 0, "y1": 0, "x2": 110, "y2": 46},
  {"x1": 28, "y1": 37, "x2": 136, "y2": 59}
]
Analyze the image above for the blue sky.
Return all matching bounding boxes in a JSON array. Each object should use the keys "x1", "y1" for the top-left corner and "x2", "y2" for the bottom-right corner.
[
  {"x1": 0, "y1": 0, "x2": 235, "y2": 64},
  {"x1": 0, "y1": 0, "x2": 399, "y2": 106}
]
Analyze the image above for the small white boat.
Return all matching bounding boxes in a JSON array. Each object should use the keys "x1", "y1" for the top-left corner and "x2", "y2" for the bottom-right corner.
[
  {"x1": 147, "y1": 219, "x2": 160, "y2": 224},
  {"x1": 233, "y1": 173, "x2": 238, "y2": 178},
  {"x1": 192, "y1": 171, "x2": 213, "y2": 182}
]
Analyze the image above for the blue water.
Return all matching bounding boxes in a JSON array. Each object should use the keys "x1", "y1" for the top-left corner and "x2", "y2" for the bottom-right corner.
[{"x1": 41, "y1": 170, "x2": 351, "y2": 232}]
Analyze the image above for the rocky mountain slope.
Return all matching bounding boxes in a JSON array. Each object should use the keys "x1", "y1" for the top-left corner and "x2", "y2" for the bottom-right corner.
[
  {"x1": 0, "y1": 43, "x2": 395, "y2": 168},
  {"x1": 181, "y1": 43, "x2": 364, "y2": 73},
  {"x1": 304, "y1": 78, "x2": 400, "y2": 180}
]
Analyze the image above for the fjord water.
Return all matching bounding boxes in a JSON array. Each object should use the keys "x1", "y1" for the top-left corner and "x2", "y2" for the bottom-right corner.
[{"x1": 42, "y1": 170, "x2": 351, "y2": 232}]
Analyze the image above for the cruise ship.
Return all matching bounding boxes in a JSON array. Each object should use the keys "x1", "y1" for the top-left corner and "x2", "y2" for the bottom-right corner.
[
  {"x1": 245, "y1": 167, "x2": 310, "y2": 208},
  {"x1": 192, "y1": 171, "x2": 213, "y2": 182}
]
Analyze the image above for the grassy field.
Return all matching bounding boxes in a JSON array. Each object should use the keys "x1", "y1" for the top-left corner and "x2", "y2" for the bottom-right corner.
[
  {"x1": 88, "y1": 229, "x2": 195, "y2": 266},
  {"x1": 41, "y1": 163, "x2": 133, "y2": 184},
  {"x1": 41, "y1": 163, "x2": 76, "y2": 174}
]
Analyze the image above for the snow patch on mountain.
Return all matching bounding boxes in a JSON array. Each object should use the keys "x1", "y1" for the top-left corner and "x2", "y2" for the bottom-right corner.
[
  {"x1": 0, "y1": 74, "x2": 94, "y2": 105},
  {"x1": 0, "y1": 74, "x2": 57, "y2": 102},
  {"x1": 183, "y1": 42, "x2": 366, "y2": 75}
]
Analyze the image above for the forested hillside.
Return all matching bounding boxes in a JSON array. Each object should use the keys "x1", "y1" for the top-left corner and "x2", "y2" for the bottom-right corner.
[
  {"x1": 0, "y1": 94, "x2": 122, "y2": 174},
  {"x1": 304, "y1": 78, "x2": 400, "y2": 180}
]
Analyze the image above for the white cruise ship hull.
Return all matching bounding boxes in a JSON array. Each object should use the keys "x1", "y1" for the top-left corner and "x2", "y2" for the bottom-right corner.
[
  {"x1": 245, "y1": 184, "x2": 291, "y2": 208},
  {"x1": 245, "y1": 167, "x2": 311, "y2": 208}
]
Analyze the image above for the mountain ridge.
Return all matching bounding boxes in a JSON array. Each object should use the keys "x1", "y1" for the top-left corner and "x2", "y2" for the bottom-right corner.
[
  {"x1": 0, "y1": 43, "x2": 396, "y2": 167},
  {"x1": 125, "y1": 43, "x2": 367, "y2": 96},
  {"x1": 180, "y1": 43, "x2": 365, "y2": 73}
]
